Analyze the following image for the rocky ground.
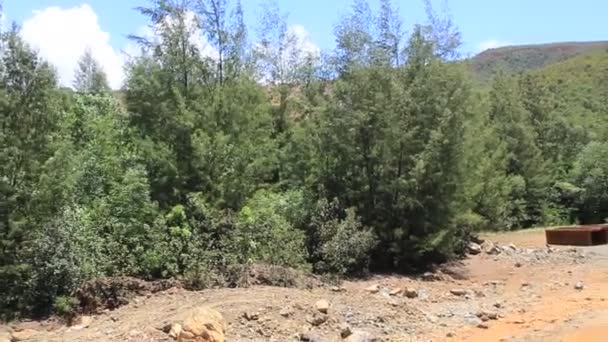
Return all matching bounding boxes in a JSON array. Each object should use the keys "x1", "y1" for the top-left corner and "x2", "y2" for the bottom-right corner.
[{"x1": 2, "y1": 229, "x2": 607, "y2": 342}]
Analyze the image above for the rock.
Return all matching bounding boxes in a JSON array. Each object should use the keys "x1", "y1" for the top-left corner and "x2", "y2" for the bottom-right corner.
[
  {"x1": 450, "y1": 289, "x2": 467, "y2": 296},
  {"x1": 513, "y1": 319, "x2": 525, "y2": 324},
  {"x1": 507, "y1": 243, "x2": 517, "y2": 251},
  {"x1": 345, "y1": 330, "x2": 376, "y2": 342},
  {"x1": 482, "y1": 241, "x2": 501, "y2": 255},
  {"x1": 468, "y1": 242, "x2": 482, "y2": 255},
  {"x1": 169, "y1": 324, "x2": 182, "y2": 339},
  {"x1": 446, "y1": 332, "x2": 455, "y2": 338},
  {"x1": 340, "y1": 323, "x2": 353, "y2": 338},
  {"x1": 389, "y1": 288, "x2": 403, "y2": 296},
  {"x1": 365, "y1": 284, "x2": 380, "y2": 293},
  {"x1": 404, "y1": 287, "x2": 418, "y2": 299},
  {"x1": 279, "y1": 307, "x2": 293, "y2": 317},
  {"x1": 515, "y1": 262, "x2": 523, "y2": 268},
  {"x1": 521, "y1": 281, "x2": 531, "y2": 288},
  {"x1": 10, "y1": 329, "x2": 38, "y2": 342},
  {"x1": 315, "y1": 299, "x2": 330, "y2": 314},
  {"x1": 306, "y1": 313, "x2": 328, "y2": 326},
  {"x1": 0, "y1": 331, "x2": 10, "y2": 342},
  {"x1": 477, "y1": 323, "x2": 489, "y2": 329},
  {"x1": 471, "y1": 235, "x2": 485, "y2": 244},
  {"x1": 178, "y1": 307, "x2": 226, "y2": 342},
  {"x1": 128, "y1": 329, "x2": 142, "y2": 337},
  {"x1": 493, "y1": 302, "x2": 503, "y2": 309},
  {"x1": 422, "y1": 272, "x2": 441, "y2": 281},
  {"x1": 299, "y1": 332, "x2": 321, "y2": 342},
  {"x1": 331, "y1": 286, "x2": 347, "y2": 292},
  {"x1": 72, "y1": 315, "x2": 93, "y2": 330},
  {"x1": 476, "y1": 311, "x2": 498, "y2": 322},
  {"x1": 575, "y1": 282, "x2": 584, "y2": 290},
  {"x1": 166, "y1": 287, "x2": 180, "y2": 295},
  {"x1": 242, "y1": 311, "x2": 259, "y2": 321}
]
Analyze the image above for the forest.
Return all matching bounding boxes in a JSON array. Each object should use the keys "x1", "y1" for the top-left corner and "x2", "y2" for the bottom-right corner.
[{"x1": 2, "y1": 0, "x2": 608, "y2": 319}]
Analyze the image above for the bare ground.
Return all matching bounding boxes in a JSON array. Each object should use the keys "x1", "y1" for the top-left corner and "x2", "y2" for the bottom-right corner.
[{"x1": 3, "y1": 229, "x2": 608, "y2": 341}]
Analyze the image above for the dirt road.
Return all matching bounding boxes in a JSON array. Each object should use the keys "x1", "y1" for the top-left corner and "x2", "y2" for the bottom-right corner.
[{"x1": 3, "y1": 229, "x2": 607, "y2": 341}]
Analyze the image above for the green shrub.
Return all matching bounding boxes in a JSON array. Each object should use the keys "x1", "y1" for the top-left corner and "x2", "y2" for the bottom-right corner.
[
  {"x1": 311, "y1": 199, "x2": 377, "y2": 275},
  {"x1": 235, "y1": 190, "x2": 309, "y2": 269},
  {"x1": 53, "y1": 296, "x2": 79, "y2": 318}
]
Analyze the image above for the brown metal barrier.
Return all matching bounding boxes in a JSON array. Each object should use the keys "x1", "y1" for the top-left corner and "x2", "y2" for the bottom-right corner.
[{"x1": 545, "y1": 224, "x2": 608, "y2": 246}]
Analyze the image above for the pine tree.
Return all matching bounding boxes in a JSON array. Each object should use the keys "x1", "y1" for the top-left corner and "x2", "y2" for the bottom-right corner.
[
  {"x1": 489, "y1": 71, "x2": 549, "y2": 228},
  {"x1": 0, "y1": 25, "x2": 59, "y2": 318}
]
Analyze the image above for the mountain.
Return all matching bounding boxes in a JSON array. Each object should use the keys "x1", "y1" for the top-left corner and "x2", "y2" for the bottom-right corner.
[
  {"x1": 534, "y1": 49, "x2": 608, "y2": 137},
  {"x1": 468, "y1": 41, "x2": 608, "y2": 83}
]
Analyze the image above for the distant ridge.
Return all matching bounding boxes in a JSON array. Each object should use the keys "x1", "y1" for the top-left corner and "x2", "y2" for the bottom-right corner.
[{"x1": 468, "y1": 41, "x2": 608, "y2": 83}]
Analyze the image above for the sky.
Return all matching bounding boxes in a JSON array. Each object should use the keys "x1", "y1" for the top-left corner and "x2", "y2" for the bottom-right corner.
[{"x1": 4, "y1": 0, "x2": 607, "y2": 88}]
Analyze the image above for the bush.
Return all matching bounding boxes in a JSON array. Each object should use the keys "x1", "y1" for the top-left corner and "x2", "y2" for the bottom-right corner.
[
  {"x1": 53, "y1": 296, "x2": 79, "y2": 320},
  {"x1": 25, "y1": 206, "x2": 106, "y2": 317},
  {"x1": 310, "y1": 199, "x2": 377, "y2": 275},
  {"x1": 235, "y1": 190, "x2": 309, "y2": 269}
]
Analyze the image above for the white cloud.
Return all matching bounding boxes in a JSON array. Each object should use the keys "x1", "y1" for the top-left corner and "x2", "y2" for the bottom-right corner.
[
  {"x1": 288, "y1": 24, "x2": 320, "y2": 58},
  {"x1": 21, "y1": 4, "x2": 125, "y2": 89},
  {"x1": 477, "y1": 39, "x2": 512, "y2": 52}
]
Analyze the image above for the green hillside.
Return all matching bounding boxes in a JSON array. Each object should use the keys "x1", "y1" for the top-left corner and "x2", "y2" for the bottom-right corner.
[
  {"x1": 534, "y1": 50, "x2": 608, "y2": 137},
  {"x1": 469, "y1": 41, "x2": 608, "y2": 83}
]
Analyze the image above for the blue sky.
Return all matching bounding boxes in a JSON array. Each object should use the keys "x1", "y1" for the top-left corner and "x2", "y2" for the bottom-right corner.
[{"x1": 4, "y1": 0, "x2": 607, "y2": 87}]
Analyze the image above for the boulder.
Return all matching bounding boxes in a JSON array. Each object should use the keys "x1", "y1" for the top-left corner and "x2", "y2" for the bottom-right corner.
[
  {"x1": 450, "y1": 289, "x2": 467, "y2": 296},
  {"x1": 178, "y1": 307, "x2": 226, "y2": 342},
  {"x1": 299, "y1": 332, "x2": 321, "y2": 342},
  {"x1": 306, "y1": 313, "x2": 328, "y2": 327},
  {"x1": 340, "y1": 323, "x2": 353, "y2": 338},
  {"x1": 72, "y1": 315, "x2": 93, "y2": 330},
  {"x1": 315, "y1": 299, "x2": 330, "y2": 314},
  {"x1": 482, "y1": 241, "x2": 501, "y2": 255},
  {"x1": 242, "y1": 311, "x2": 259, "y2": 321},
  {"x1": 421, "y1": 272, "x2": 441, "y2": 281},
  {"x1": 404, "y1": 287, "x2": 418, "y2": 299},
  {"x1": 476, "y1": 311, "x2": 498, "y2": 322},
  {"x1": 169, "y1": 324, "x2": 182, "y2": 339},
  {"x1": 575, "y1": 281, "x2": 584, "y2": 290},
  {"x1": 10, "y1": 329, "x2": 38, "y2": 342},
  {"x1": 468, "y1": 242, "x2": 482, "y2": 255},
  {"x1": 365, "y1": 284, "x2": 380, "y2": 293},
  {"x1": 345, "y1": 330, "x2": 377, "y2": 342},
  {"x1": 279, "y1": 307, "x2": 293, "y2": 317},
  {"x1": 477, "y1": 323, "x2": 489, "y2": 329},
  {"x1": 389, "y1": 288, "x2": 403, "y2": 296}
]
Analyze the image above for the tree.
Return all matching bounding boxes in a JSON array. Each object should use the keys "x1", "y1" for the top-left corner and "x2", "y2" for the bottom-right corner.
[
  {"x1": 333, "y1": 0, "x2": 375, "y2": 73},
  {"x1": 376, "y1": 0, "x2": 404, "y2": 66},
  {"x1": 0, "y1": 25, "x2": 60, "y2": 318},
  {"x1": 422, "y1": 0, "x2": 461, "y2": 60},
  {"x1": 73, "y1": 48, "x2": 110, "y2": 93},
  {"x1": 488, "y1": 71, "x2": 550, "y2": 228},
  {"x1": 571, "y1": 142, "x2": 608, "y2": 224}
]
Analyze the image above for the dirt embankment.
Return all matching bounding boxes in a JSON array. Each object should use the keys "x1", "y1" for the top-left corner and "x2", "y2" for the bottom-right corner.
[{"x1": 2, "y1": 229, "x2": 607, "y2": 341}]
